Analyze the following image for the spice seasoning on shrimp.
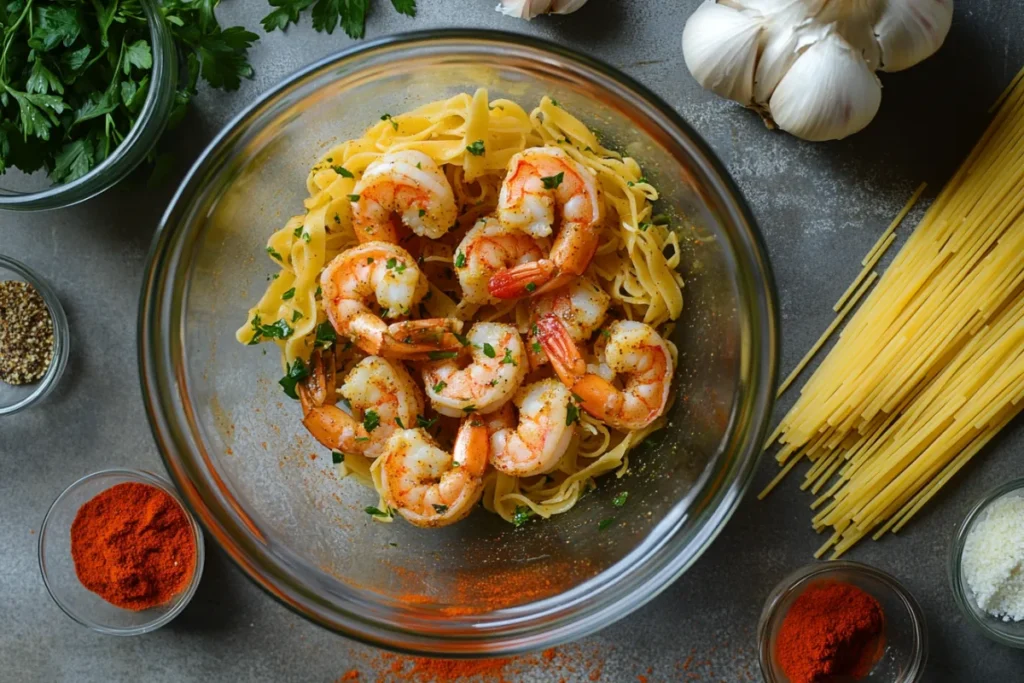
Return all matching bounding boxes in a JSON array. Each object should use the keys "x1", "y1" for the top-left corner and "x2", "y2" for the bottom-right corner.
[
  {"x1": 70, "y1": 482, "x2": 196, "y2": 610},
  {"x1": 0, "y1": 280, "x2": 54, "y2": 385},
  {"x1": 775, "y1": 581, "x2": 885, "y2": 683}
]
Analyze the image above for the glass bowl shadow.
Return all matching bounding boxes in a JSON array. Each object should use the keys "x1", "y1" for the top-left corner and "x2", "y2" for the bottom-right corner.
[
  {"x1": 0, "y1": 0, "x2": 176, "y2": 211},
  {"x1": 38, "y1": 468, "x2": 205, "y2": 635},
  {"x1": 0, "y1": 255, "x2": 69, "y2": 415},
  {"x1": 139, "y1": 30, "x2": 778, "y2": 656},
  {"x1": 758, "y1": 561, "x2": 928, "y2": 682},
  {"x1": 950, "y1": 478, "x2": 1024, "y2": 648}
]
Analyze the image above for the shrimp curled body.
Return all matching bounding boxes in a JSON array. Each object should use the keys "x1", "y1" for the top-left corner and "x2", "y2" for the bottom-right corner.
[
  {"x1": 380, "y1": 423, "x2": 489, "y2": 528},
  {"x1": 321, "y1": 241, "x2": 463, "y2": 359},
  {"x1": 351, "y1": 150, "x2": 458, "y2": 243},
  {"x1": 490, "y1": 147, "x2": 605, "y2": 299},
  {"x1": 454, "y1": 217, "x2": 547, "y2": 305},
  {"x1": 488, "y1": 378, "x2": 575, "y2": 478},
  {"x1": 538, "y1": 317, "x2": 673, "y2": 431},
  {"x1": 526, "y1": 276, "x2": 610, "y2": 369}
]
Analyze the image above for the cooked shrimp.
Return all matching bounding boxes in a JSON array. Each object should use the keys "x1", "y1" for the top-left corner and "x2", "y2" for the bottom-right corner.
[
  {"x1": 488, "y1": 378, "x2": 576, "y2": 477},
  {"x1": 322, "y1": 242, "x2": 464, "y2": 359},
  {"x1": 379, "y1": 422, "x2": 489, "y2": 528},
  {"x1": 489, "y1": 147, "x2": 605, "y2": 299},
  {"x1": 300, "y1": 355, "x2": 425, "y2": 460},
  {"x1": 422, "y1": 322, "x2": 528, "y2": 417},
  {"x1": 454, "y1": 216, "x2": 547, "y2": 305},
  {"x1": 351, "y1": 150, "x2": 458, "y2": 243},
  {"x1": 526, "y1": 276, "x2": 610, "y2": 368},
  {"x1": 537, "y1": 316, "x2": 673, "y2": 431}
]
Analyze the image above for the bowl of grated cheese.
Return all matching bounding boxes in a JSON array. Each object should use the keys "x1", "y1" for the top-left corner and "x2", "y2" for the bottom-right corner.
[{"x1": 951, "y1": 479, "x2": 1024, "y2": 647}]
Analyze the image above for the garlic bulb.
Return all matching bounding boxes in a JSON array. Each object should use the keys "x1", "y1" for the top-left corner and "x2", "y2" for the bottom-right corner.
[
  {"x1": 497, "y1": 0, "x2": 588, "y2": 20},
  {"x1": 682, "y1": 0, "x2": 954, "y2": 141}
]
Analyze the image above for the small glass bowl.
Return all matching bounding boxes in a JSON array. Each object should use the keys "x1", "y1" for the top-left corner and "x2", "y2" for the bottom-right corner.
[
  {"x1": 950, "y1": 478, "x2": 1024, "y2": 647},
  {"x1": 0, "y1": 255, "x2": 69, "y2": 415},
  {"x1": 0, "y1": 0, "x2": 176, "y2": 210},
  {"x1": 38, "y1": 469, "x2": 205, "y2": 636},
  {"x1": 758, "y1": 561, "x2": 928, "y2": 682}
]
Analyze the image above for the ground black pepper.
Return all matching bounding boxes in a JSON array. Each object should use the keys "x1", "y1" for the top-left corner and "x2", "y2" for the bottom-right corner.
[{"x1": 0, "y1": 280, "x2": 54, "y2": 385}]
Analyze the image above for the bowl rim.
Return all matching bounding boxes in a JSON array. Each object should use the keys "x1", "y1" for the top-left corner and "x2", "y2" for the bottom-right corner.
[
  {"x1": 949, "y1": 477, "x2": 1024, "y2": 647},
  {"x1": 138, "y1": 28, "x2": 779, "y2": 655},
  {"x1": 37, "y1": 467, "x2": 206, "y2": 636},
  {"x1": 0, "y1": 0, "x2": 177, "y2": 211},
  {"x1": 0, "y1": 254, "x2": 70, "y2": 414},
  {"x1": 757, "y1": 560, "x2": 928, "y2": 682}
]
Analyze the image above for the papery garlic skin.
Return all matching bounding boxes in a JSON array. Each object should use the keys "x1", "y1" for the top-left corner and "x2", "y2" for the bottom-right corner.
[
  {"x1": 497, "y1": 0, "x2": 586, "y2": 19},
  {"x1": 681, "y1": 0, "x2": 953, "y2": 141}
]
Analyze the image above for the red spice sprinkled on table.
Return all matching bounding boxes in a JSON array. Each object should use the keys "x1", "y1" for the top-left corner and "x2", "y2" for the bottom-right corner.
[{"x1": 775, "y1": 581, "x2": 885, "y2": 683}]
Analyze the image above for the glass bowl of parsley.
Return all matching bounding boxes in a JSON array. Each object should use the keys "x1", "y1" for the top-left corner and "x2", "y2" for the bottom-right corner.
[{"x1": 0, "y1": 0, "x2": 179, "y2": 210}]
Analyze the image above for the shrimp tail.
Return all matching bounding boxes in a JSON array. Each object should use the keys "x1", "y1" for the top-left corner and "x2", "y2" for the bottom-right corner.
[
  {"x1": 379, "y1": 318, "x2": 467, "y2": 360},
  {"x1": 536, "y1": 314, "x2": 623, "y2": 421},
  {"x1": 299, "y1": 350, "x2": 336, "y2": 413},
  {"x1": 302, "y1": 404, "x2": 367, "y2": 452},
  {"x1": 488, "y1": 260, "x2": 557, "y2": 299}
]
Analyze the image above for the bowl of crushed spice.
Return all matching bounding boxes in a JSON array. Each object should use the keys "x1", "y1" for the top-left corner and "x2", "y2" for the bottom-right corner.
[
  {"x1": 38, "y1": 469, "x2": 204, "y2": 635},
  {"x1": 0, "y1": 255, "x2": 69, "y2": 415},
  {"x1": 758, "y1": 561, "x2": 927, "y2": 683}
]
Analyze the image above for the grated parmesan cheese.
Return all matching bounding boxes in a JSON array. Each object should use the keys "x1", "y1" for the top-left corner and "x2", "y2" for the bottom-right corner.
[{"x1": 962, "y1": 494, "x2": 1024, "y2": 622}]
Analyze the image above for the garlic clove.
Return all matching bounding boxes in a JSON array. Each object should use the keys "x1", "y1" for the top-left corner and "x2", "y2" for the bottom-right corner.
[
  {"x1": 682, "y1": 1, "x2": 765, "y2": 106},
  {"x1": 497, "y1": 0, "x2": 553, "y2": 19},
  {"x1": 769, "y1": 31, "x2": 882, "y2": 141},
  {"x1": 874, "y1": 0, "x2": 954, "y2": 72}
]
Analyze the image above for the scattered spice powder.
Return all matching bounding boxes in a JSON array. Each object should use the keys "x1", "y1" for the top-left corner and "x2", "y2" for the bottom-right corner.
[
  {"x1": 70, "y1": 482, "x2": 197, "y2": 610},
  {"x1": 0, "y1": 280, "x2": 54, "y2": 385},
  {"x1": 775, "y1": 581, "x2": 885, "y2": 683}
]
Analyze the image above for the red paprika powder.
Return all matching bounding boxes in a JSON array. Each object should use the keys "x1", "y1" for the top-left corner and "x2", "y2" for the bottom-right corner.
[
  {"x1": 70, "y1": 482, "x2": 197, "y2": 610},
  {"x1": 775, "y1": 580, "x2": 885, "y2": 683}
]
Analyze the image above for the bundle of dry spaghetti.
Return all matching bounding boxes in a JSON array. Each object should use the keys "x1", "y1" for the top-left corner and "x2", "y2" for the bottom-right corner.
[{"x1": 764, "y1": 67, "x2": 1024, "y2": 559}]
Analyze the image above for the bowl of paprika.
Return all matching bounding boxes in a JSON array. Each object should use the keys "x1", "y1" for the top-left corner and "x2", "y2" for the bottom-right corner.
[
  {"x1": 757, "y1": 561, "x2": 927, "y2": 683},
  {"x1": 38, "y1": 468, "x2": 205, "y2": 635}
]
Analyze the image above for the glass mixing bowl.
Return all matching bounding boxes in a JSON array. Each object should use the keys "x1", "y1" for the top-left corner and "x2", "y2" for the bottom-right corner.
[{"x1": 139, "y1": 30, "x2": 778, "y2": 656}]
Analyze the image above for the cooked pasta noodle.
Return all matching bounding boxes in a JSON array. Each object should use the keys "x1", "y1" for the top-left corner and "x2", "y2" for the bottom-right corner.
[{"x1": 237, "y1": 89, "x2": 685, "y2": 525}]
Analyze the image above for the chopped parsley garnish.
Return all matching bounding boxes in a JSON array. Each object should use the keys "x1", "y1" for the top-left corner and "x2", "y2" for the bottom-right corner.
[
  {"x1": 314, "y1": 321, "x2": 337, "y2": 349},
  {"x1": 462, "y1": 404, "x2": 477, "y2": 413},
  {"x1": 612, "y1": 491, "x2": 629, "y2": 507},
  {"x1": 532, "y1": 341, "x2": 542, "y2": 353},
  {"x1": 367, "y1": 257, "x2": 374, "y2": 264},
  {"x1": 301, "y1": 231, "x2": 311, "y2": 243},
  {"x1": 501, "y1": 348, "x2": 517, "y2": 365},
  {"x1": 489, "y1": 379, "x2": 498, "y2": 386},
  {"x1": 278, "y1": 358, "x2": 309, "y2": 399},
  {"x1": 365, "y1": 506, "x2": 392, "y2": 518},
  {"x1": 386, "y1": 257, "x2": 397, "y2": 269},
  {"x1": 291, "y1": 310, "x2": 303, "y2": 322},
  {"x1": 432, "y1": 381, "x2": 447, "y2": 393},
  {"x1": 431, "y1": 504, "x2": 448, "y2": 514},
  {"x1": 428, "y1": 351, "x2": 458, "y2": 360},
  {"x1": 419, "y1": 209, "x2": 426, "y2": 217},
  {"x1": 282, "y1": 288, "x2": 296, "y2": 300},
  {"x1": 315, "y1": 285, "x2": 323, "y2": 298},
  {"x1": 466, "y1": 139, "x2": 485, "y2": 156},
  {"x1": 566, "y1": 402, "x2": 580, "y2": 426},
  {"x1": 454, "y1": 251, "x2": 466, "y2": 268},
  {"x1": 266, "y1": 246, "x2": 284, "y2": 261},
  {"x1": 347, "y1": 194, "x2": 360, "y2": 202},
  {"x1": 525, "y1": 282, "x2": 537, "y2": 293},
  {"x1": 380, "y1": 113, "x2": 398, "y2": 130},
  {"x1": 249, "y1": 314, "x2": 294, "y2": 344},
  {"x1": 395, "y1": 417, "x2": 405, "y2": 429},
  {"x1": 363, "y1": 410, "x2": 380, "y2": 432},
  {"x1": 638, "y1": 222, "x2": 651, "y2": 232},
  {"x1": 600, "y1": 328, "x2": 611, "y2": 338},
  {"x1": 416, "y1": 414, "x2": 438, "y2": 429},
  {"x1": 354, "y1": 436, "x2": 370, "y2": 443},
  {"x1": 483, "y1": 343, "x2": 496, "y2": 358},
  {"x1": 598, "y1": 518, "x2": 615, "y2": 531},
  {"x1": 332, "y1": 451, "x2": 343, "y2": 464},
  {"x1": 541, "y1": 172, "x2": 564, "y2": 190},
  {"x1": 333, "y1": 165, "x2": 354, "y2": 178},
  {"x1": 453, "y1": 332, "x2": 470, "y2": 346},
  {"x1": 512, "y1": 505, "x2": 535, "y2": 527},
  {"x1": 293, "y1": 227, "x2": 303, "y2": 238},
  {"x1": 262, "y1": 0, "x2": 417, "y2": 39}
]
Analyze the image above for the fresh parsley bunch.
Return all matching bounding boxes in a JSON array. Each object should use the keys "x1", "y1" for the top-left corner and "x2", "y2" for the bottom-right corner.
[
  {"x1": 0, "y1": 0, "x2": 258, "y2": 185},
  {"x1": 262, "y1": 0, "x2": 416, "y2": 39}
]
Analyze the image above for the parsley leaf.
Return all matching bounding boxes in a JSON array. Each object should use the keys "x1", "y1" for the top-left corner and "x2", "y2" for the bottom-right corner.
[
  {"x1": 278, "y1": 358, "x2": 309, "y2": 399},
  {"x1": 466, "y1": 139, "x2": 485, "y2": 156},
  {"x1": 431, "y1": 504, "x2": 448, "y2": 514},
  {"x1": 365, "y1": 505, "x2": 392, "y2": 518},
  {"x1": 262, "y1": 0, "x2": 415, "y2": 40},
  {"x1": 612, "y1": 491, "x2": 629, "y2": 507},
  {"x1": 416, "y1": 414, "x2": 438, "y2": 429},
  {"x1": 314, "y1": 321, "x2": 337, "y2": 349},
  {"x1": 282, "y1": 287, "x2": 296, "y2": 300},
  {"x1": 363, "y1": 409, "x2": 380, "y2": 432},
  {"x1": 501, "y1": 348, "x2": 517, "y2": 366},
  {"x1": 483, "y1": 343, "x2": 496, "y2": 358},
  {"x1": 432, "y1": 381, "x2": 447, "y2": 393},
  {"x1": 541, "y1": 172, "x2": 564, "y2": 190},
  {"x1": 332, "y1": 451, "x2": 343, "y2": 464},
  {"x1": 333, "y1": 164, "x2": 354, "y2": 178},
  {"x1": 454, "y1": 251, "x2": 466, "y2": 268},
  {"x1": 428, "y1": 351, "x2": 458, "y2": 361},
  {"x1": 598, "y1": 518, "x2": 615, "y2": 531},
  {"x1": 512, "y1": 505, "x2": 535, "y2": 527},
  {"x1": 391, "y1": 0, "x2": 416, "y2": 16},
  {"x1": 566, "y1": 402, "x2": 580, "y2": 426}
]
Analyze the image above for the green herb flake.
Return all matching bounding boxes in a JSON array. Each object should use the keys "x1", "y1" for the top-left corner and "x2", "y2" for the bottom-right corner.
[
  {"x1": 512, "y1": 505, "x2": 535, "y2": 527},
  {"x1": 347, "y1": 194, "x2": 361, "y2": 202},
  {"x1": 365, "y1": 506, "x2": 391, "y2": 518},
  {"x1": 332, "y1": 165, "x2": 354, "y2": 178},
  {"x1": 638, "y1": 222, "x2": 651, "y2": 232},
  {"x1": 429, "y1": 351, "x2": 459, "y2": 361},
  {"x1": 386, "y1": 257, "x2": 398, "y2": 269},
  {"x1": 432, "y1": 381, "x2": 448, "y2": 393},
  {"x1": 612, "y1": 491, "x2": 629, "y2": 507},
  {"x1": 363, "y1": 410, "x2": 381, "y2": 432},
  {"x1": 466, "y1": 140, "x2": 485, "y2": 156},
  {"x1": 432, "y1": 504, "x2": 448, "y2": 514},
  {"x1": 566, "y1": 402, "x2": 580, "y2": 426},
  {"x1": 462, "y1": 405, "x2": 477, "y2": 413},
  {"x1": 419, "y1": 209, "x2": 426, "y2": 217},
  {"x1": 483, "y1": 343, "x2": 496, "y2": 359},
  {"x1": 314, "y1": 321, "x2": 337, "y2": 349},
  {"x1": 501, "y1": 348, "x2": 517, "y2": 366},
  {"x1": 598, "y1": 518, "x2": 615, "y2": 531},
  {"x1": 282, "y1": 288, "x2": 296, "y2": 300},
  {"x1": 525, "y1": 282, "x2": 537, "y2": 293},
  {"x1": 416, "y1": 414, "x2": 438, "y2": 429},
  {"x1": 278, "y1": 358, "x2": 309, "y2": 399},
  {"x1": 454, "y1": 251, "x2": 466, "y2": 268},
  {"x1": 266, "y1": 246, "x2": 284, "y2": 261},
  {"x1": 395, "y1": 417, "x2": 405, "y2": 429},
  {"x1": 380, "y1": 113, "x2": 398, "y2": 130},
  {"x1": 293, "y1": 227, "x2": 303, "y2": 238},
  {"x1": 541, "y1": 172, "x2": 564, "y2": 190},
  {"x1": 332, "y1": 451, "x2": 343, "y2": 464},
  {"x1": 291, "y1": 310, "x2": 303, "y2": 322},
  {"x1": 532, "y1": 341, "x2": 542, "y2": 353},
  {"x1": 453, "y1": 332, "x2": 470, "y2": 347}
]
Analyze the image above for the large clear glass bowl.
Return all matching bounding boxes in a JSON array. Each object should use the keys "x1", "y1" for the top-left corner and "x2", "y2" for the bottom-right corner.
[{"x1": 139, "y1": 30, "x2": 778, "y2": 656}]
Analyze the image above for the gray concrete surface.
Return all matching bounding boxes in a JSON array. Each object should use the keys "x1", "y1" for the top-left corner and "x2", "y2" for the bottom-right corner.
[{"x1": 2, "y1": 1, "x2": 1023, "y2": 681}]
